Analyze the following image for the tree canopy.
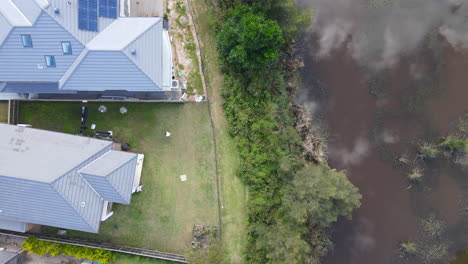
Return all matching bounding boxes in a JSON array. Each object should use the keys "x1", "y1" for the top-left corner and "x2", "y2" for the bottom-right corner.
[
  {"x1": 283, "y1": 165, "x2": 362, "y2": 227},
  {"x1": 216, "y1": 5, "x2": 284, "y2": 70},
  {"x1": 255, "y1": 221, "x2": 310, "y2": 264}
]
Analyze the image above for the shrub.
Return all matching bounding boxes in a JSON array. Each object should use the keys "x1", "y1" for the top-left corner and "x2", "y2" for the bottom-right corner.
[
  {"x1": 22, "y1": 237, "x2": 113, "y2": 264},
  {"x1": 440, "y1": 136, "x2": 466, "y2": 154}
]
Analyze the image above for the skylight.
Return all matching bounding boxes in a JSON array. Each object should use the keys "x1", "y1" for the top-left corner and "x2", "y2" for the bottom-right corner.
[
  {"x1": 45, "y1": 55, "x2": 56, "y2": 68},
  {"x1": 21, "y1": 34, "x2": 32, "y2": 47},
  {"x1": 62, "y1": 41, "x2": 72, "y2": 55}
]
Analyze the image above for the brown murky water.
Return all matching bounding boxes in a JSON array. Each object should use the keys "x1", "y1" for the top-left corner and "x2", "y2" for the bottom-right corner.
[{"x1": 300, "y1": 36, "x2": 468, "y2": 264}]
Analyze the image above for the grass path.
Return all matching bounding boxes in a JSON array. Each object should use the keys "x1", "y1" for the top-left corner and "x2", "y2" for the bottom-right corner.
[{"x1": 188, "y1": 0, "x2": 249, "y2": 262}]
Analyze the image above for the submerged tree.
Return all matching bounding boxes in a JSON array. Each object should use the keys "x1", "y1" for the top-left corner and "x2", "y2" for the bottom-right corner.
[
  {"x1": 417, "y1": 142, "x2": 439, "y2": 159},
  {"x1": 420, "y1": 215, "x2": 446, "y2": 238},
  {"x1": 395, "y1": 152, "x2": 410, "y2": 167},
  {"x1": 283, "y1": 165, "x2": 362, "y2": 227},
  {"x1": 407, "y1": 167, "x2": 424, "y2": 183},
  {"x1": 216, "y1": 5, "x2": 284, "y2": 70},
  {"x1": 419, "y1": 241, "x2": 451, "y2": 264},
  {"x1": 399, "y1": 241, "x2": 418, "y2": 259}
]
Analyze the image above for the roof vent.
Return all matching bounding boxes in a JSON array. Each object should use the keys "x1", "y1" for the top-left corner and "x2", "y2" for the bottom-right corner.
[
  {"x1": 54, "y1": 8, "x2": 60, "y2": 14},
  {"x1": 130, "y1": 49, "x2": 136, "y2": 55},
  {"x1": 80, "y1": 202, "x2": 86, "y2": 207}
]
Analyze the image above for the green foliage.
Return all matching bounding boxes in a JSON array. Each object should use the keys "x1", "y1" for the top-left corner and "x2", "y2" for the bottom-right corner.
[
  {"x1": 214, "y1": 0, "x2": 361, "y2": 262},
  {"x1": 22, "y1": 237, "x2": 113, "y2": 264},
  {"x1": 217, "y1": 5, "x2": 284, "y2": 70},
  {"x1": 263, "y1": 0, "x2": 312, "y2": 41},
  {"x1": 254, "y1": 221, "x2": 310, "y2": 264},
  {"x1": 440, "y1": 136, "x2": 467, "y2": 154},
  {"x1": 283, "y1": 165, "x2": 362, "y2": 227}
]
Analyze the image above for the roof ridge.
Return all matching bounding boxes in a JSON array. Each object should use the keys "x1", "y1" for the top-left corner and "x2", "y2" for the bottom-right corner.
[
  {"x1": 122, "y1": 19, "x2": 163, "y2": 88},
  {"x1": 47, "y1": 143, "x2": 113, "y2": 232},
  {"x1": 59, "y1": 49, "x2": 89, "y2": 89},
  {"x1": 80, "y1": 151, "x2": 137, "y2": 204},
  {"x1": 0, "y1": 0, "x2": 32, "y2": 26},
  {"x1": 104, "y1": 154, "x2": 137, "y2": 202},
  {"x1": 121, "y1": 18, "x2": 162, "y2": 51}
]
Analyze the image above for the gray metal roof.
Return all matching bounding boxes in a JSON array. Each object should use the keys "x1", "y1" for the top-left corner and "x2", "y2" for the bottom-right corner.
[
  {"x1": 81, "y1": 151, "x2": 138, "y2": 204},
  {"x1": 0, "y1": 0, "x2": 173, "y2": 93},
  {"x1": 0, "y1": 219, "x2": 26, "y2": 233},
  {"x1": 0, "y1": 124, "x2": 139, "y2": 233},
  {"x1": 0, "y1": 250, "x2": 19, "y2": 264}
]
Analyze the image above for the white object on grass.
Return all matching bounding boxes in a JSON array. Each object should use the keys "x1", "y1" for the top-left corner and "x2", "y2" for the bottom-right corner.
[
  {"x1": 165, "y1": 131, "x2": 171, "y2": 137},
  {"x1": 120, "y1": 106, "x2": 128, "y2": 114},
  {"x1": 195, "y1": 95, "x2": 204, "y2": 102},
  {"x1": 135, "y1": 185, "x2": 143, "y2": 193},
  {"x1": 180, "y1": 174, "x2": 187, "y2": 182},
  {"x1": 91, "y1": 124, "x2": 96, "y2": 130},
  {"x1": 98, "y1": 105, "x2": 107, "y2": 113}
]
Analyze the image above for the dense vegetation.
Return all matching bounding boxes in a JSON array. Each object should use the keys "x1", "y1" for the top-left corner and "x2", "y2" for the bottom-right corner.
[
  {"x1": 213, "y1": 1, "x2": 362, "y2": 263},
  {"x1": 22, "y1": 237, "x2": 113, "y2": 263}
]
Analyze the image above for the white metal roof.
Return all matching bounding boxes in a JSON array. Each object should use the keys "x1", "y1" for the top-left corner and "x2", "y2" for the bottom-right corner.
[
  {"x1": 87, "y1": 17, "x2": 162, "y2": 50},
  {"x1": 0, "y1": 123, "x2": 112, "y2": 182},
  {"x1": 0, "y1": 0, "x2": 32, "y2": 26}
]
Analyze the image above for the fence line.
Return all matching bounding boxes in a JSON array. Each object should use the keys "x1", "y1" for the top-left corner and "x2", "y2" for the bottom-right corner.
[{"x1": 0, "y1": 230, "x2": 187, "y2": 263}]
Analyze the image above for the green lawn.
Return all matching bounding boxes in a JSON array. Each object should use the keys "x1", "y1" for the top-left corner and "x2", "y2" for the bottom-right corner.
[
  {"x1": 0, "y1": 101, "x2": 8, "y2": 123},
  {"x1": 112, "y1": 254, "x2": 170, "y2": 264},
  {"x1": 19, "y1": 102, "x2": 219, "y2": 254}
]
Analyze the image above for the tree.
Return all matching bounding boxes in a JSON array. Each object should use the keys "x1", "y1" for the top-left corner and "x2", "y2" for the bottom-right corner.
[
  {"x1": 283, "y1": 165, "x2": 361, "y2": 227},
  {"x1": 216, "y1": 5, "x2": 284, "y2": 70},
  {"x1": 254, "y1": 221, "x2": 310, "y2": 264}
]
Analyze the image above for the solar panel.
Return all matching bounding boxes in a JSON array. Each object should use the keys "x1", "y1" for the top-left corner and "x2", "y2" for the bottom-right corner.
[
  {"x1": 99, "y1": 0, "x2": 118, "y2": 19},
  {"x1": 78, "y1": 0, "x2": 98, "y2": 31}
]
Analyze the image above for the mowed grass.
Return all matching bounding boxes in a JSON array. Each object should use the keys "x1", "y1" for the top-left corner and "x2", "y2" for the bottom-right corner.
[
  {"x1": 0, "y1": 101, "x2": 8, "y2": 123},
  {"x1": 112, "y1": 254, "x2": 170, "y2": 264},
  {"x1": 190, "y1": 0, "x2": 248, "y2": 263},
  {"x1": 18, "y1": 102, "x2": 219, "y2": 254}
]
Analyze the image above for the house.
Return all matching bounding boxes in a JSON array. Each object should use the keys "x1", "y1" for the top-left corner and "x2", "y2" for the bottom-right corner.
[
  {"x1": 0, "y1": 123, "x2": 144, "y2": 233},
  {"x1": 0, "y1": 250, "x2": 22, "y2": 264},
  {"x1": 0, "y1": 0, "x2": 175, "y2": 100}
]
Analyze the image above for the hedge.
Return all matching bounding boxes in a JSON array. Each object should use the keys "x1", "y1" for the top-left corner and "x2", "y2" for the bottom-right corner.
[{"x1": 22, "y1": 236, "x2": 113, "y2": 264}]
